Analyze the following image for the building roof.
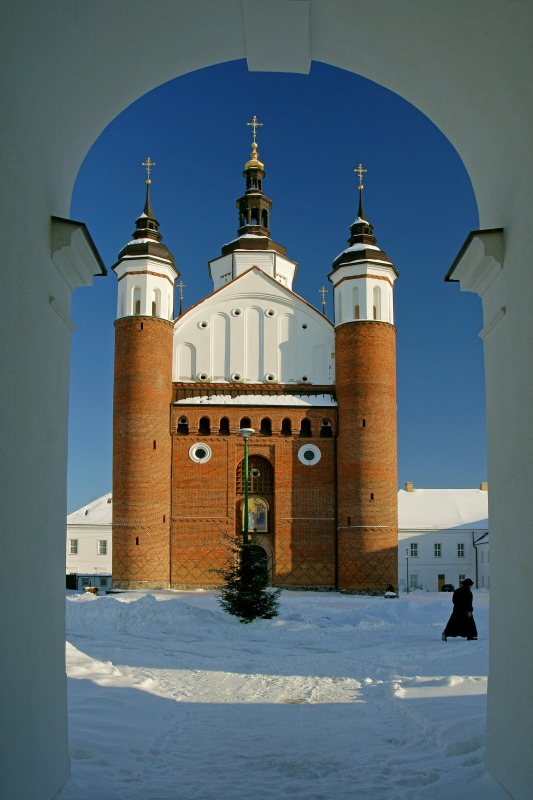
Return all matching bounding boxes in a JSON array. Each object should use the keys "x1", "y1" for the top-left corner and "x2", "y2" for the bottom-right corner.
[
  {"x1": 398, "y1": 488, "x2": 488, "y2": 531},
  {"x1": 67, "y1": 492, "x2": 113, "y2": 525}
]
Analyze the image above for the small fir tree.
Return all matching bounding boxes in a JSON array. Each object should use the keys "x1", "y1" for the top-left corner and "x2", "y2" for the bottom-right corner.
[{"x1": 217, "y1": 536, "x2": 280, "y2": 623}]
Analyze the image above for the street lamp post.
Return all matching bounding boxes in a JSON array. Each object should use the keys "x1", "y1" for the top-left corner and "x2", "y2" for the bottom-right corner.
[
  {"x1": 406, "y1": 548, "x2": 409, "y2": 594},
  {"x1": 238, "y1": 428, "x2": 255, "y2": 545}
]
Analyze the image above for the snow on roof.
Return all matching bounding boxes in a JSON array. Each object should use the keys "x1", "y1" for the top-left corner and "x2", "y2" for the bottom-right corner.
[
  {"x1": 398, "y1": 488, "x2": 489, "y2": 531},
  {"x1": 67, "y1": 492, "x2": 112, "y2": 525},
  {"x1": 67, "y1": 487, "x2": 489, "y2": 532},
  {"x1": 174, "y1": 393, "x2": 337, "y2": 407}
]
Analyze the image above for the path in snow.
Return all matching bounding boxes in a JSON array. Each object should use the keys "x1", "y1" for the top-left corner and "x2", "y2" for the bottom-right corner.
[{"x1": 57, "y1": 590, "x2": 511, "y2": 800}]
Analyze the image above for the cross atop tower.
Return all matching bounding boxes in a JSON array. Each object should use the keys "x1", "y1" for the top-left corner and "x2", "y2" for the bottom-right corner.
[
  {"x1": 355, "y1": 163, "x2": 367, "y2": 190},
  {"x1": 142, "y1": 157, "x2": 156, "y2": 184},
  {"x1": 247, "y1": 115, "x2": 263, "y2": 143}
]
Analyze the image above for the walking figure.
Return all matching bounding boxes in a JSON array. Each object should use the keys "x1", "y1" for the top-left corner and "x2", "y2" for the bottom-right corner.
[{"x1": 442, "y1": 578, "x2": 478, "y2": 641}]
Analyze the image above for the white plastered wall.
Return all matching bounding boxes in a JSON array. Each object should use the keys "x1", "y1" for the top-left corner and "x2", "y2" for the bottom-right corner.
[
  {"x1": 1, "y1": 2, "x2": 532, "y2": 798},
  {"x1": 173, "y1": 269, "x2": 334, "y2": 385}
]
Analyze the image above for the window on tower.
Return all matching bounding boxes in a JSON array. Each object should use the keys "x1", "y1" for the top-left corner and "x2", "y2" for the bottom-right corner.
[
  {"x1": 219, "y1": 417, "x2": 230, "y2": 436},
  {"x1": 373, "y1": 286, "x2": 381, "y2": 320},
  {"x1": 260, "y1": 418, "x2": 272, "y2": 436},
  {"x1": 240, "y1": 417, "x2": 251, "y2": 429},
  {"x1": 198, "y1": 417, "x2": 211, "y2": 435},
  {"x1": 281, "y1": 418, "x2": 292, "y2": 436},
  {"x1": 299, "y1": 418, "x2": 312, "y2": 438},
  {"x1": 320, "y1": 419, "x2": 332, "y2": 438},
  {"x1": 133, "y1": 286, "x2": 141, "y2": 315},
  {"x1": 177, "y1": 417, "x2": 189, "y2": 435}
]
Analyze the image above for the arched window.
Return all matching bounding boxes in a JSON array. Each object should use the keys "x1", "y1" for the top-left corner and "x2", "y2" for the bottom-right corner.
[
  {"x1": 240, "y1": 417, "x2": 251, "y2": 429},
  {"x1": 299, "y1": 418, "x2": 312, "y2": 438},
  {"x1": 320, "y1": 419, "x2": 333, "y2": 438},
  {"x1": 236, "y1": 456, "x2": 274, "y2": 493},
  {"x1": 198, "y1": 416, "x2": 211, "y2": 435},
  {"x1": 260, "y1": 417, "x2": 272, "y2": 436},
  {"x1": 133, "y1": 286, "x2": 141, "y2": 315},
  {"x1": 219, "y1": 417, "x2": 230, "y2": 436},
  {"x1": 177, "y1": 416, "x2": 189, "y2": 435},
  {"x1": 261, "y1": 209, "x2": 268, "y2": 227},
  {"x1": 353, "y1": 286, "x2": 360, "y2": 320},
  {"x1": 251, "y1": 208, "x2": 259, "y2": 225},
  {"x1": 373, "y1": 286, "x2": 381, "y2": 321},
  {"x1": 281, "y1": 418, "x2": 292, "y2": 436},
  {"x1": 151, "y1": 287, "x2": 160, "y2": 317}
]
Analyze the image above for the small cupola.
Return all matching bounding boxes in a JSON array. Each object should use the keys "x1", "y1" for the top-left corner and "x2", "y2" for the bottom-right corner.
[
  {"x1": 116, "y1": 158, "x2": 175, "y2": 267},
  {"x1": 331, "y1": 167, "x2": 396, "y2": 273},
  {"x1": 112, "y1": 159, "x2": 178, "y2": 321}
]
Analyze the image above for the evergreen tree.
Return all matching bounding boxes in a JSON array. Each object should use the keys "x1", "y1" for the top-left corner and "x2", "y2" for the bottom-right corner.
[{"x1": 217, "y1": 536, "x2": 280, "y2": 623}]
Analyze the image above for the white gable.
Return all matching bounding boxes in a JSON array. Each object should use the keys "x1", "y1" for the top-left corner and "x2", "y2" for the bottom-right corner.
[
  {"x1": 173, "y1": 268, "x2": 335, "y2": 385},
  {"x1": 398, "y1": 489, "x2": 489, "y2": 531}
]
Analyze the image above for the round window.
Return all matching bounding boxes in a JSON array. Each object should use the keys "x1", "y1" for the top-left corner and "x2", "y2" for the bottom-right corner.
[
  {"x1": 231, "y1": 372, "x2": 242, "y2": 382},
  {"x1": 265, "y1": 308, "x2": 276, "y2": 317},
  {"x1": 197, "y1": 372, "x2": 209, "y2": 381},
  {"x1": 231, "y1": 308, "x2": 242, "y2": 317},
  {"x1": 298, "y1": 444, "x2": 321, "y2": 466},
  {"x1": 198, "y1": 320, "x2": 209, "y2": 329},
  {"x1": 189, "y1": 443, "x2": 212, "y2": 464},
  {"x1": 264, "y1": 372, "x2": 276, "y2": 382}
]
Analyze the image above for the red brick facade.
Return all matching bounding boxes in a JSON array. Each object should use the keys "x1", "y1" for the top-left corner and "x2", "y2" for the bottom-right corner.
[
  {"x1": 112, "y1": 319, "x2": 397, "y2": 592},
  {"x1": 169, "y1": 406, "x2": 337, "y2": 588},
  {"x1": 112, "y1": 316, "x2": 174, "y2": 589},
  {"x1": 335, "y1": 321, "x2": 398, "y2": 590}
]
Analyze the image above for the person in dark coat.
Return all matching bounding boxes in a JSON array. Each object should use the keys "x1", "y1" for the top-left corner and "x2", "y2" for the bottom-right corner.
[{"x1": 442, "y1": 578, "x2": 478, "y2": 641}]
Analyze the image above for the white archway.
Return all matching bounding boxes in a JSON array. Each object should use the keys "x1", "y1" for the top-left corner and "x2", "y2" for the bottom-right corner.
[{"x1": 1, "y1": 3, "x2": 532, "y2": 798}]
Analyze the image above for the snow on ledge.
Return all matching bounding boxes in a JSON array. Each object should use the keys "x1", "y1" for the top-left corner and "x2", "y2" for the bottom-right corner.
[{"x1": 174, "y1": 393, "x2": 337, "y2": 407}]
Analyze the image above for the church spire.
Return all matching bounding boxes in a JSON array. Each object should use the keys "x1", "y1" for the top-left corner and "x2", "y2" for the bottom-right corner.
[
  {"x1": 236, "y1": 116, "x2": 272, "y2": 238},
  {"x1": 116, "y1": 158, "x2": 176, "y2": 268},
  {"x1": 131, "y1": 157, "x2": 162, "y2": 243},
  {"x1": 330, "y1": 165, "x2": 396, "y2": 273}
]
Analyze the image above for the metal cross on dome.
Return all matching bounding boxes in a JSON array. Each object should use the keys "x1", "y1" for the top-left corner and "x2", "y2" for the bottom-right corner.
[
  {"x1": 355, "y1": 163, "x2": 367, "y2": 190},
  {"x1": 247, "y1": 115, "x2": 263, "y2": 143},
  {"x1": 319, "y1": 285, "x2": 328, "y2": 314},
  {"x1": 142, "y1": 157, "x2": 156, "y2": 183}
]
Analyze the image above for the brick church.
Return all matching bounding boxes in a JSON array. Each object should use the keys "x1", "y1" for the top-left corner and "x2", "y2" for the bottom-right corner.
[{"x1": 112, "y1": 123, "x2": 399, "y2": 591}]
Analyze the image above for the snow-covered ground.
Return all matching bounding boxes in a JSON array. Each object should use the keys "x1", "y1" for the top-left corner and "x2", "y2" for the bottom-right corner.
[{"x1": 57, "y1": 589, "x2": 511, "y2": 800}]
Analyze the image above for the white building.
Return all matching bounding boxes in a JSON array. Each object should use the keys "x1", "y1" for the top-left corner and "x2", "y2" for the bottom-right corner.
[
  {"x1": 66, "y1": 493, "x2": 112, "y2": 590},
  {"x1": 398, "y1": 484, "x2": 489, "y2": 592}
]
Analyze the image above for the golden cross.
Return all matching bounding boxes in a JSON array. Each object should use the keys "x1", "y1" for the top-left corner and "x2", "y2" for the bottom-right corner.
[
  {"x1": 247, "y1": 115, "x2": 263, "y2": 143},
  {"x1": 177, "y1": 280, "x2": 186, "y2": 300},
  {"x1": 319, "y1": 285, "x2": 328, "y2": 312},
  {"x1": 142, "y1": 157, "x2": 156, "y2": 183},
  {"x1": 355, "y1": 163, "x2": 367, "y2": 190}
]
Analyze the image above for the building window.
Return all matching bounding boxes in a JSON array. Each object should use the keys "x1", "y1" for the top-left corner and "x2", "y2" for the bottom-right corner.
[
  {"x1": 481, "y1": 575, "x2": 485, "y2": 588},
  {"x1": 410, "y1": 542, "x2": 418, "y2": 557},
  {"x1": 458, "y1": 543, "x2": 465, "y2": 558},
  {"x1": 481, "y1": 551, "x2": 484, "y2": 563},
  {"x1": 434, "y1": 543, "x2": 441, "y2": 558},
  {"x1": 299, "y1": 418, "x2": 312, "y2": 438},
  {"x1": 409, "y1": 574, "x2": 418, "y2": 589},
  {"x1": 198, "y1": 416, "x2": 211, "y2": 435},
  {"x1": 459, "y1": 574, "x2": 466, "y2": 584},
  {"x1": 98, "y1": 540, "x2": 107, "y2": 555},
  {"x1": 100, "y1": 578, "x2": 108, "y2": 587},
  {"x1": 69, "y1": 539, "x2": 78, "y2": 555},
  {"x1": 281, "y1": 418, "x2": 292, "y2": 436}
]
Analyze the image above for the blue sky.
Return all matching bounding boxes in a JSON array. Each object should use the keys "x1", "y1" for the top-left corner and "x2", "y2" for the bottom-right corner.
[{"x1": 68, "y1": 60, "x2": 484, "y2": 513}]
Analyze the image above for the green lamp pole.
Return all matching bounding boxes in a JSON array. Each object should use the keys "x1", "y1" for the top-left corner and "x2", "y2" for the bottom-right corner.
[
  {"x1": 238, "y1": 428, "x2": 255, "y2": 545},
  {"x1": 406, "y1": 548, "x2": 409, "y2": 594}
]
